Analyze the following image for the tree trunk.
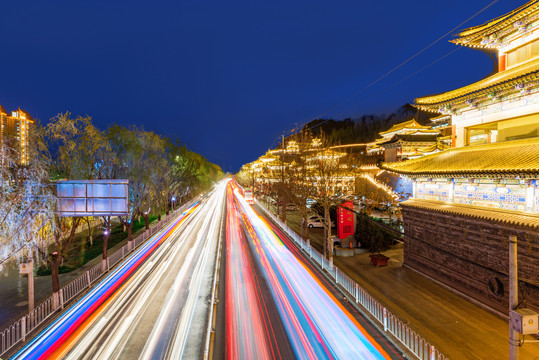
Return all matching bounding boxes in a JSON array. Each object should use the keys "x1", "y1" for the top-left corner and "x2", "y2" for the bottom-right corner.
[
  {"x1": 143, "y1": 214, "x2": 149, "y2": 230},
  {"x1": 50, "y1": 254, "x2": 60, "y2": 293},
  {"x1": 324, "y1": 205, "x2": 330, "y2": 259},
  {"x1": 127, "y1": 223, "x2": 133, "y2": 240},
  {"x1": 86, "y1": 218, "x2": 93, "y2": 245}
]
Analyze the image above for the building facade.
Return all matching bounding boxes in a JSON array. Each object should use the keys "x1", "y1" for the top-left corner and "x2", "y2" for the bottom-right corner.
[
  {"x1": 382, "y1": 2, "x2": 539, "y2": 315},
  {"x1": 415, "y1": 1, "x2": 539, "y2": 148},
  {"x1": 0, "y1": 106, "x2": 34, "y2": 166}
]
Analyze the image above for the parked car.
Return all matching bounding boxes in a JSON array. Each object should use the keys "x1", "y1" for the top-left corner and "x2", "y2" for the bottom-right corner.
[
  {"x1": 286, "y1": 203, "x2": 299, "y2": 211},
  {"x1": 303, "y1": 215, "x2": 336, "y2": 228}
]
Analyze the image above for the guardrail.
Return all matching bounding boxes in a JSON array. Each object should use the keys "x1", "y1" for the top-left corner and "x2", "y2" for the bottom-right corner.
[
  {"x1": 0, "y1": 200, "x2": 196, "y2": 358},
  {"x1": 256, "y1": 199, "x2": 449, "y2": 360}
]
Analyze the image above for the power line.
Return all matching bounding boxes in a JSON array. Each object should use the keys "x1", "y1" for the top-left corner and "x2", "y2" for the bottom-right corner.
[
  {"x1": 334, "y1": 46, "x2": 462, "y2": 118},
  {"x1": 293, "y1": 0, "x2": 500, "y2": 133}
]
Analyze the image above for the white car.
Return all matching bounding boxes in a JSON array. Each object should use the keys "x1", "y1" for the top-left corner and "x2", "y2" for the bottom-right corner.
[{"x1": 303, "y1": 215, "x2": 335, "y2": 228}]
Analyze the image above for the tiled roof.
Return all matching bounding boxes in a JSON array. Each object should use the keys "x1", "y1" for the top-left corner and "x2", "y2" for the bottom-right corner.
[
  {"x1": 452, "y1": 1, "x2": 539, "y2": 48},
  {"x1": 379, "y1": 119, "x2": 430, "y2": 135},
  {"x1": 416, "y1": 57, "x2": 539, "y2": 106},
  {"x1": 401, "y1": 199, "x2": 539, "y2": 230},
  {"x1": 379, "y1": 134, "x2": 438, "y2": 146},
  {"x1": 380, "y1": 138, "x2": 539, "y2": 176}
]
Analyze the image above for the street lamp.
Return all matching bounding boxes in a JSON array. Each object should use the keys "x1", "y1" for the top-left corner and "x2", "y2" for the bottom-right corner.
[{"x1": 171, "y1": 196, "x2": 176, "y2": 210}]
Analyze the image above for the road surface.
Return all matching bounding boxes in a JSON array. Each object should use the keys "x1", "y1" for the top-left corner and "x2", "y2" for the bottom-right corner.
[
  {"x1": 213, "y1": 183, "x2": 405, "y2": 360},
  {"x1": 13, "y1": 181, "x2": 227, "y2": 360},
  {"x1": 15, "y1": 180, "x2": 406, "y2": 360}
]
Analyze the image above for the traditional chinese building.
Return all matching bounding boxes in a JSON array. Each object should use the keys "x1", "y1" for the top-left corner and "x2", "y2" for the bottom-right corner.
[
  {"x1": 367, "y1": 118, "x2": 444, "y2": 162},
  {"x1": 382, "y1": 2, "x2": 539, "y2": 315},
  {"x1": 415, "y1": 1, "x2": 539, "y2": 148},
  {"x1": 0, "y1": 106, "x2": 34, "y2": 166},
  {"x1": 381, "y1": 140, "x2": 539, "y2": 314}
]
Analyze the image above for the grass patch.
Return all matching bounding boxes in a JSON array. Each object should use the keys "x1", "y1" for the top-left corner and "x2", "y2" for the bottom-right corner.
[{"x1": 36, "y1": 214, "x2": 161, "y2": 276}]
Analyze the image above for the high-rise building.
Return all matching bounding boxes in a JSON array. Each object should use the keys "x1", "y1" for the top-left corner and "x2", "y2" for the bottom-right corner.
[{"x1": 0, "y1": 105, "x2": 34, "y2": 166}]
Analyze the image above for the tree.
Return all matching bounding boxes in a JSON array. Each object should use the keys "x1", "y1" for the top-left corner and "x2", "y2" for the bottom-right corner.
[
  {"x1": 38, "y1": 216, "x2": 81, "y2": 307},
  {"x1": 47, "y1": 113, "x2": 115, "y2": 271},
  {"x1": 285, "y1": 131, "x2": 315, "y2": 240},
  {"x1": 107, "y1": 125, "x2": 165, "y2": 244},
  {"x1": 0, "y1": 122, "x2": 55, "y2": 269},
  {"x1": 308, "y1": 132, "x2": 349, "y2": 263}
]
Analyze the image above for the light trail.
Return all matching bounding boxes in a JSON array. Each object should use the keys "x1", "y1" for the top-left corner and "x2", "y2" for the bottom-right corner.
[
  {"x1": 13, "y1": 180, "x2": 228, "y2": 360},
  {"x1": 225, "y1": 185, "x2": 282, "y2": 360},
  {"x1": 12, "y1": 202, "x2": 199, "y2": 360},
  {"x1": 231, "y1": 184, "x2": 394, "y2": 360}
]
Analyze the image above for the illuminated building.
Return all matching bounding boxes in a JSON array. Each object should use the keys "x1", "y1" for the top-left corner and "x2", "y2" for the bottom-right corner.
[
  {"x1": 381, "y1": 2, "x2": 539, "y2": 315},
  {"x1": 415, "y1": 1, "x2": 539, "y2": 147},
  {"x1": 367, "y1": 119, "x2": 447, "y2": 162},
  {"x1": 0, "y1": 106, "x2": 34, "y2": 166}
]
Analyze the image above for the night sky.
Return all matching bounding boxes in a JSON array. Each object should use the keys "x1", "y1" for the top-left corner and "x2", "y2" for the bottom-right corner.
[{"x1": 1, "y1": 1, "x2": 523, "y2": 172}]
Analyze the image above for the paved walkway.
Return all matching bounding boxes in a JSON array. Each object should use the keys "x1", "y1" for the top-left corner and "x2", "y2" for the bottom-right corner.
[
  {"x1": 281, "y1": 210, "x2": 539, "y2": 360},
  {"x1": 0, "y1": 216, "x2": 168, "y2": 331}
]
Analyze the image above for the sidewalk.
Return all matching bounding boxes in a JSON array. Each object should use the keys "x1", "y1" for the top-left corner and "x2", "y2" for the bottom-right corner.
[
  {"x1": 0, "y1": 213, "x2": 172, "y2": 331},
  {"x1": 280, "y1": 209, "x2": 539, "y2": 360}
]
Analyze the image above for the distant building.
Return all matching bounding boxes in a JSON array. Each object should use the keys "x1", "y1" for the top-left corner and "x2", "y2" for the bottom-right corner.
[
  {"x1": 367, "y1": 119, "x2": 443, "y2": 162},
  {"x1": 0, "y1": 106, "x2": 34, "y2": 166}
]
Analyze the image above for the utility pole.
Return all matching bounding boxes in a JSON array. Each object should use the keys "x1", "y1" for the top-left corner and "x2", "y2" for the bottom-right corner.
[
  {"x1": 281, "y1": 134, "x2": 286, "y2": 223},
  {"x1": 509, "y1": 235, "x2": 520, "y2": 360}
]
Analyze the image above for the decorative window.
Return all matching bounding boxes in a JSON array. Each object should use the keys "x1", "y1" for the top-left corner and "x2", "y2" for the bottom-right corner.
[{"x1": 506, "y1": 38, "x2": 539, "y2": 68}]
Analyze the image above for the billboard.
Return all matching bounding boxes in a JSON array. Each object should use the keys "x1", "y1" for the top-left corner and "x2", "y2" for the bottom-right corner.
[
  {"x1": 337, "y1": 200, "x2": 354, "y2": 240},
  {"x1": 57, "y1": 179, "x2": 129, "y2": 217}
]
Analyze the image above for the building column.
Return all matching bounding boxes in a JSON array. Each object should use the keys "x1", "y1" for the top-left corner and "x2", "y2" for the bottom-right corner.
[
  {"x1": 448, "y1": 179, "x2": 455, "y2": 203},
  {"x1": 526, "y1": 180, "x2": 536, "y2": 212}
]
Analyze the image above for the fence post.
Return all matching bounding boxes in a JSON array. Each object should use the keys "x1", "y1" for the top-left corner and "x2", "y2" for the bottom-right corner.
[
  {"x1": 383, "y1": 307, "x2": 388, "y2": 331},
  {"x1": 21, "y1": 317, "x2": 26, "y2": 342},
  {"x1": 107, "y1": 258, "x2": 110, "y2": 272},
  {"x1": 86, "y1": 271, "x2": 91, "y2": 287},
  {"x1": 430, "y1": 345, "x2": 435, "y2": 360},
  {"x1": 355, "y1": 283, "x2": 359, "y2": 303}
]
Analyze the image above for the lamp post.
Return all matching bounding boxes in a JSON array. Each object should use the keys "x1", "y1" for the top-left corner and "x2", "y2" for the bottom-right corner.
[{"x1": 171, "y1": 196, "x2": 176, "y2": 211}]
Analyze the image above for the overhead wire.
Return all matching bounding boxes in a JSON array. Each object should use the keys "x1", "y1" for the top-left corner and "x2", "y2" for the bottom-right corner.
[
  {"x1": 334, "y1": 46, "x2": 463, "y2": 119},
  {"x1": 283, "y1": 0, "x2": 501, "y2": 135}
]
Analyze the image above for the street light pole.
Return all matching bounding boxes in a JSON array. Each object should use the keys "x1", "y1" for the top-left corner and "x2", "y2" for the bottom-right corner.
[{"x1": 281, "y1": 134, "x2": 286, "y2": 222}]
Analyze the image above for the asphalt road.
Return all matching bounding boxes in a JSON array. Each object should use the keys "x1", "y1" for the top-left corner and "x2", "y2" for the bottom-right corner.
[
  {"x1": 212, "y1": 184, "x2": 294, "y2": 360},
  {"x1": 213, "y1": 184, "x2": 405, "y2": 360},
  {"x1": 13, "y1": 181, "x2": 227, "y2": 360}
]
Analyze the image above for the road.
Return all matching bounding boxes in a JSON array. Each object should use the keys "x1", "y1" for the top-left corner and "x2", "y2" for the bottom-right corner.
[
  {"x1": 213, "y1": 183, "x2": 405, "y2": 360},
  {"x1": 12, "y1": 181, "x2": 228, "y2": 360},
  {"x1": 14, "y1": 180, "x2": 405, "y2": 360}
]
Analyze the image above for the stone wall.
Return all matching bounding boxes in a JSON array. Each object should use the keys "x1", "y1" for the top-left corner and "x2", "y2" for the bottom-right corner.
[{"x1": 401, "y1": 204, "x2": 539, "y2": 315}]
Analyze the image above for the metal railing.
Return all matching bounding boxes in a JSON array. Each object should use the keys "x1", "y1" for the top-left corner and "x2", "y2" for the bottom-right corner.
[
  {"x1": 256, "y1": 200, "x2": 449, "y2": 360},
  {"x1": 0, "y1": 200, "x2": 196, "y2": 358}
]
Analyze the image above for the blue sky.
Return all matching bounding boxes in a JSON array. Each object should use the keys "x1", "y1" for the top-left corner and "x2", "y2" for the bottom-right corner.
[{"x1": 0, "y1": 0, "x2": 522, "y2": 172}]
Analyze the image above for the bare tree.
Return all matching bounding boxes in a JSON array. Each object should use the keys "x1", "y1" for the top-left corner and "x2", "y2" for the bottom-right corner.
[{"x1": 309, "y1": 133, "x2": 348, "y2": 264}]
